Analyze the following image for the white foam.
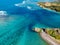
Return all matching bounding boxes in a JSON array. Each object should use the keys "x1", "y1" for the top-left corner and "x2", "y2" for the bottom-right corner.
[
  {"x1": 15, "y1": 1, "x2": 26, "y2": 7},
  {"x1": 27, "y1": 6, "x2": 32, "y2": 9},
  {"x1": 14, "y1": 0, "x2": 41, "y2": 10},
  {"x1": 0, "y1": 11, "x2": 7, "y2": 16},
  {"x1": 22, "y1": 1, "x2": 26, "y2": 4},
  {"x1": 15, "y1": 4, "x2": 19, "y2": 6}
]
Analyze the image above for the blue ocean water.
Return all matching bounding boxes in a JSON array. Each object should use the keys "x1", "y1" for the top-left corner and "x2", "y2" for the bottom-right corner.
[
  {"x1": 0, "y1": 0, "x2": 60, "y2": 45},
  {"x1": 0, "y1": 15, "x2": 48, "y2": 45}
]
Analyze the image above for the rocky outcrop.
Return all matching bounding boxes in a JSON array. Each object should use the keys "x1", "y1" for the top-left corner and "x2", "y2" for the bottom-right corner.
[{"x1": 37, "y1": 2, "x2": 60, "y2": 12}]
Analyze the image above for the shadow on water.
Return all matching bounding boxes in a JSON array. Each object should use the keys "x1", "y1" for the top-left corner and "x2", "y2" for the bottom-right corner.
[
  {"x1": 6, "y1": 7, "x2": 32, "y2": 15},
  {"x1": 30, "y1": 9, "x2": 60, "y2": 28},
  {"x1": 7, "y1": 6, "x2": 60, "y2": 28}
]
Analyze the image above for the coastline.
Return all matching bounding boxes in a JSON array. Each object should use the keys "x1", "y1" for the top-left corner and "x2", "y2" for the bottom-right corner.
[
  {"x1": 37, "y1": 3, "x2": 60, "y2": 14},
  {"x1": 42, "y1": 7, "x2": 60, "y2": 14},
  {"x1": 40, "y1": 31, "x2": 60, "y2": 45}
]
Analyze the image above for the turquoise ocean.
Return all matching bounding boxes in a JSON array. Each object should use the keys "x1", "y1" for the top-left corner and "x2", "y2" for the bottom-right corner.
[{"x1": 0, "y1": 0, "x2": 60, "y2": 45}]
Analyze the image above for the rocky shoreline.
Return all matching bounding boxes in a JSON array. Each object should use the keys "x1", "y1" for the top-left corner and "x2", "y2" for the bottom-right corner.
[
  {"x1": 33, "y1": 28, "x2": 60, "y2": 45},
  {"x1": 37, "y1": 2, "x2": 60, "y2": 12},
  {"x1": 40, "y1": 31, "x2": 60, "y2": 45}
]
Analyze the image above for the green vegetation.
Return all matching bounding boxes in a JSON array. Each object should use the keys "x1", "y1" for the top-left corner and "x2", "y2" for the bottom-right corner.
[
  {"x1": 46, "y1": 30, "x2": 60, "y2": 40},
  {"x1": 38, "y1": 2, "x2": 60, "y2": 12},
  {"x1": 33, "y1": 28, "x2": 60, "y2": 40}
]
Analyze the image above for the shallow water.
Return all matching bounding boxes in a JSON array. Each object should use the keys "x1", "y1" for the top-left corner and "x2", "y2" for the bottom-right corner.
[
  {"x1": 0, "y1": 15, "x2": 47, "y2": 45},
  {"x1": 0, "y1": 0, "x2": 60, "y2": 45},
  {"x1": 0, "y1": 10, "x2": 60, "y2": 45}
]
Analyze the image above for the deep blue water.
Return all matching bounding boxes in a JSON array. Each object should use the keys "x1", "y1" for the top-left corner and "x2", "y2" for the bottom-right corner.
[{"x1": 0, "y1": 0, "x2": 60, "y2": 45}]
